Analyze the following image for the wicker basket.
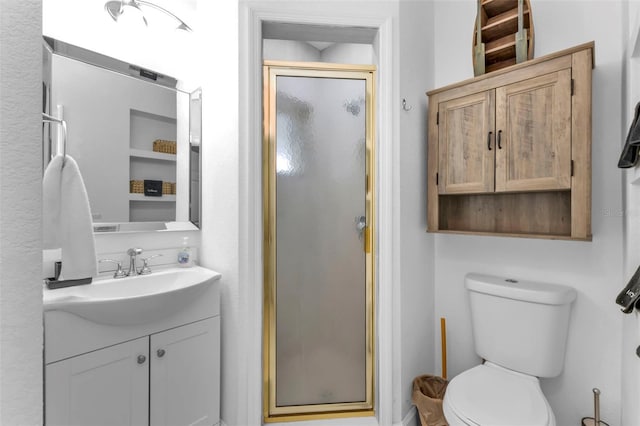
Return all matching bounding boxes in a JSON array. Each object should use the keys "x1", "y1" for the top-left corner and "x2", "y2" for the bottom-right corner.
[
  {"x1": 171, "y1": 182, "x2": 176, "y2": 195},
  {"x1": 153, "y1": 139, "x2": 177, "y2": 154},
  {"x1": 162, "y1": 182, "x2": 172, "y2": 195},
  {"x1": 130, "y1": 180, "x2": 144, "y2": 194}
]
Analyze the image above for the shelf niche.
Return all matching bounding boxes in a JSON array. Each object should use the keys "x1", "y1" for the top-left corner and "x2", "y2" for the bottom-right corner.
[
  {"x1": 438, "y1": 191, "x2": 572, "y2": 239},
  {"x1": 129, "y1": 108, "x2": 177, "y2": 223}
]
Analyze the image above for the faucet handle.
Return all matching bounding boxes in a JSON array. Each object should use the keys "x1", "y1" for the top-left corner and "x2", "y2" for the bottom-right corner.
[
  {"x1": 127, "y1": 247, "x2": 143, "y2": 256},
  {"x1": 99, "y1": 259, "x2": 127, "y2": 279},
  {"x1": 138, "y1": 254, "x2": 163, "y2": 275}
]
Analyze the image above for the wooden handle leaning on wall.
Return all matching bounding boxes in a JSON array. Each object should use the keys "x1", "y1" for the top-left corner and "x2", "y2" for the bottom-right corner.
[{"x1": 441, "y1": 317, "x2": 447, "y2": 380}]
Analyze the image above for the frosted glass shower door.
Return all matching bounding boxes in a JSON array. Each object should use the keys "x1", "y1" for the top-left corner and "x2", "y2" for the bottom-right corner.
[{"x1": 263, "y1": 63, "x2": 375, "y2": 421}]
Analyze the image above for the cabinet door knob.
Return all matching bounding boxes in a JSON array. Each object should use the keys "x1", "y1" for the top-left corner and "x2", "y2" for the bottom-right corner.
[
  {"x1": 137, "y1": 355, "x2": 146, "y2": 364},
  {"x1": 157, "y1": 349, "x2": 166, "y2": 358},
  {"x1": 497, "y1": 130, "x2": 503, "y2": 149},
  {"x1": 487, "y1": 131, "x2": 493, "y2": 151}
]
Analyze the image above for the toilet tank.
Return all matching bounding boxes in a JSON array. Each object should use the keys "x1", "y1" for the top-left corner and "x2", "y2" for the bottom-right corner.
[{"x1": 465, "y1": 273, "x2": 577, "y2": 378}]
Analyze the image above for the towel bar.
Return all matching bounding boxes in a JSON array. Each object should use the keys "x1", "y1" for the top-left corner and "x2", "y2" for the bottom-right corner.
[{"x1": 42, "y1": 112, "x2": 67, "y2": 165}]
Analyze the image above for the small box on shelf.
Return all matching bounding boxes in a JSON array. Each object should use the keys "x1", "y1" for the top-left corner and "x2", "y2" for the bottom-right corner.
[
  {"x1": 144, "y1": 180, "x2": 163, "y2": 197},
  {"x1": 130, "y1": 180, "x2": 175, "y2": 196}
]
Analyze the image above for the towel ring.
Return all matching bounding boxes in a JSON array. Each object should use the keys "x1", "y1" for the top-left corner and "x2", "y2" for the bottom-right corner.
[{"x1": 42, "y1": 112, "x2": 67, "y2": 165}]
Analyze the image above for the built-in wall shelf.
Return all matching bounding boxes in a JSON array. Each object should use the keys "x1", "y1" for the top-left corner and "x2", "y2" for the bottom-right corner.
[
  {"x1": 129, "y1": 194, "x2": 176, "y2": 202},
  {"x1": 129, "y1": 109, "x2": 177, "y2": 222},
  {"x1": 129, "y1": 148, "x2": 176, "y2": 162}
]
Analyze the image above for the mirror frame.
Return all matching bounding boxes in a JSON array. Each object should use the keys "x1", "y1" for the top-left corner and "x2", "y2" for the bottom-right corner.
[{"x1": 43, "y1": 37, "x2": 200, "y2": 233}]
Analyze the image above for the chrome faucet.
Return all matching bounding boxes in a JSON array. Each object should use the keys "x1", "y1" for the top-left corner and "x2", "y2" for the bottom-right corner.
[
  {"x1": 98, "y1": 259, "x2": 128, "y2": 279},
  {"x1": 126, "y1": 247, "x2": 143, "y2": 277},
  {"x1": 99, "y1": 248, "x2": 161, "y2": 278},
  {"x1": 137, "y1": 254, "x2": 162, "y2": 275}
]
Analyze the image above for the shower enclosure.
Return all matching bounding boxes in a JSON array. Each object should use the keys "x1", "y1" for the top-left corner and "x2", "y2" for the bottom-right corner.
[{"x1": 262, "y1": 61, "x2": 376, "y2": 421}]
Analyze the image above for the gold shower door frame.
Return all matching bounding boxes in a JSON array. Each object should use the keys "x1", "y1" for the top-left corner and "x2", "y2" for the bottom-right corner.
[{"x1": 262, "y1": 61, "x2": 376, "y2": 423}]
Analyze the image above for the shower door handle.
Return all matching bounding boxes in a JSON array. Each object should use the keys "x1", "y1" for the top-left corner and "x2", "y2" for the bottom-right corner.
[
  {"x1": 356, "y1": 215, "x2": 371, "y2": 253},
  {"x1": 355, "y1": 216, "x2": 367, "y2": 236}
]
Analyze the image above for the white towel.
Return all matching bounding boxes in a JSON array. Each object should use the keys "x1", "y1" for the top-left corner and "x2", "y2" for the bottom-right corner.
[{"x1": 43, "y1": 154, "x2": 97, "y2": 280}]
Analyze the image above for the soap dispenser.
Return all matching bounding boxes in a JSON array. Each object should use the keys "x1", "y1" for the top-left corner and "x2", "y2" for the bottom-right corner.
[{"x1": 177, "y1": 237, "x2": 193, "y2": 267}]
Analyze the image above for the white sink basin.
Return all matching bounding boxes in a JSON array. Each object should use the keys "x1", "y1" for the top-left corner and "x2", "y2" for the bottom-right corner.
[{"x1": 43, "y1": 266, "x2": 221, "y2": 326}]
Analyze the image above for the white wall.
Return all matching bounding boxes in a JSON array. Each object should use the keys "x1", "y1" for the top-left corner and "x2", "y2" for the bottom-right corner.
[
  {"x1": 398, "y1": 1, "x2": 435, "y2": 424},
  {"x1": 199, "y1": 0, "x2": 242, "y2": 424},
  {"x1": 263, "y1": 39, "x2": 321, "y2": 61},
  {"x1": 0, "y1": 0, "x2": 43, "y2": 424},
  {"x1": 263, "y1": 39, "x2": 374, "y2": 64},
  {"x1": 321, "y1": 43, "x2": 374, "y2": 64},
  {"x1": 432, "y1": 1, "x2": 625, "y2": 425},
  {"x1": 621, "y1": 1, "x2": 640, "y2": 425}
]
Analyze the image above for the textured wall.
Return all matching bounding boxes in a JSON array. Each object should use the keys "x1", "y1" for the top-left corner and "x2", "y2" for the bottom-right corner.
[{"x1": 0, "y1": 0, "x2": 44, "y2": 424}]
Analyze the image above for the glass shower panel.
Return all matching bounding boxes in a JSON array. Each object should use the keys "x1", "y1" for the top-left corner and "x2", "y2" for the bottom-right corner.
[{"x1": 275, "y1": 76, "x2": 367, "y2": 407}]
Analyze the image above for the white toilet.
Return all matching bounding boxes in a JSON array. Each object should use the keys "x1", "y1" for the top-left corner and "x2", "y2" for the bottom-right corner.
[{"x1": 443, "y1": 273, "x2": 577, "y2": 426}]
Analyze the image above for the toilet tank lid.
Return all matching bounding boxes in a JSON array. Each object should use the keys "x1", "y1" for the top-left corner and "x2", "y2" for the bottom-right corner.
[{"x1": 465, "y1": 273, "x2": 577, "y2": 305}]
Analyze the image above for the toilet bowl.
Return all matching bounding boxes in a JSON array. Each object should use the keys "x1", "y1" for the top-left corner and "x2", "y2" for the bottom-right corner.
[
  {"x1": 442, "y1": 362, "x2": 555, "y2": 426},
  {"x1": 443, "y1": 273, "x2": 576, "y2": 426}
]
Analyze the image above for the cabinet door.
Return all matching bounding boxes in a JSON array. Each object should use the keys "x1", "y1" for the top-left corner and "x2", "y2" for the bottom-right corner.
[
  {"x1": 150, "y1": 316, "x2": 220, "y2": 426},
  {"x1": 495, "y1": 69, "x2": 572, "y2": 192},
  {"x1": 45, "y1": 337, "x2": 149, "y2": 426},
  {"x1": 438, "y1": 90, "x2": 495, "y2": 194}
]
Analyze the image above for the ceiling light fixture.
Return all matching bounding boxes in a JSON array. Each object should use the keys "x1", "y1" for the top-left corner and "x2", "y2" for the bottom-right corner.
[{"x1": 105, "y1": 0, "x2": 193, "y2": 32}]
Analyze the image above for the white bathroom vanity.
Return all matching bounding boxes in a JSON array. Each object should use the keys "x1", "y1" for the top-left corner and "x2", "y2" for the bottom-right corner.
[{"x1": 43, "y1": 266, "x2": 221, "y2": 426}]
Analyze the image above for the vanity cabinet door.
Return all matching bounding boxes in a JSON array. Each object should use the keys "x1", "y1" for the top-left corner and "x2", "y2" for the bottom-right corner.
[
  {"x1": 495, "y1": 69, "x2": 572, "y2": 192},
  {"x1": 438, "y1": 90, "x2": 496, "y2": 194},
  {"x1": 45, "y1": 337, "x2": 149, "y2": 426},
  {"x1": 150, "y1": 316, "x2": 220, "y2": 426}
]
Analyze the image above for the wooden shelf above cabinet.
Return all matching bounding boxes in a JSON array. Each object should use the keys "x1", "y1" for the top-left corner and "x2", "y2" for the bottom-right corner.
[
  {"x1": 437, "y1": 191, "x2": 576, "y2": 239},
  {"x1": 426, "y1": 42, "x2": 594, "y2": 240}
]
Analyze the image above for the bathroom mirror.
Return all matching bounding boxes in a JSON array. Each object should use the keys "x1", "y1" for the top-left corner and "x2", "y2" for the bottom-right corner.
[{"x1": 42, "y1": 37, "x2": 201, "y2": 233}]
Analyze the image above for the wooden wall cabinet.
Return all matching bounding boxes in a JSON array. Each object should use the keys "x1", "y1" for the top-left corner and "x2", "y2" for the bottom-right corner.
[{"x1": 427, "y1": 42, "x2": 594, "y2": 240}]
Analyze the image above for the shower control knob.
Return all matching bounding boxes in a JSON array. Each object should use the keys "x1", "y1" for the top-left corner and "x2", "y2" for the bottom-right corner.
[
  {"x1": 157, "y1": 349, "x2": 166, "y2": 358},
  {"x1": 137, "y1": 355, "x2": 146, "y2": 364},
  {"x1": 636, "y1": 345, "x2": 640, "y2": 358}
]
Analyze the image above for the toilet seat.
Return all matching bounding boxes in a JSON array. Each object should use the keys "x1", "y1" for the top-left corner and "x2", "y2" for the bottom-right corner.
[{"x1": 443, "y1": 362, "x2": 555, "y2": 426}]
